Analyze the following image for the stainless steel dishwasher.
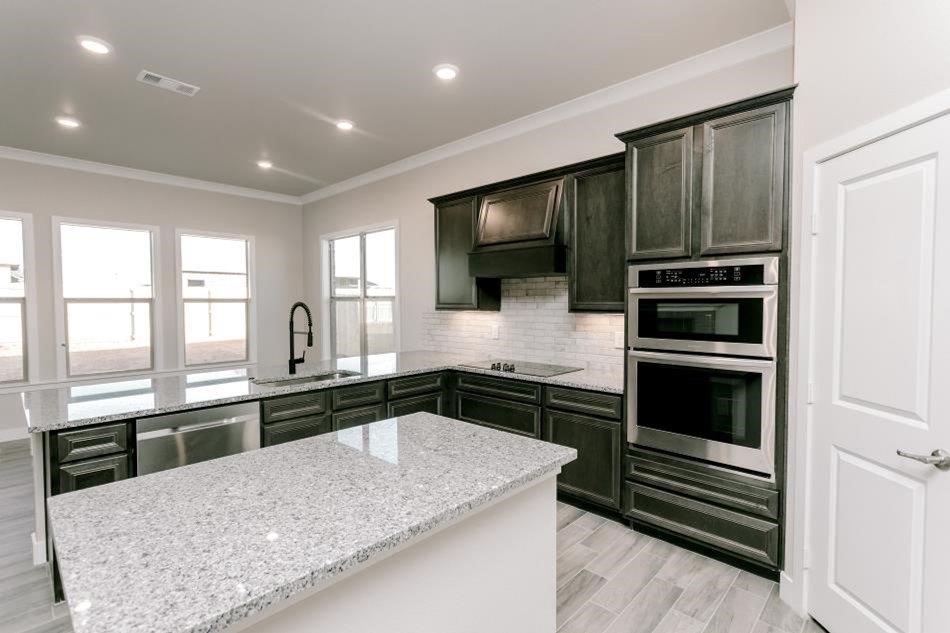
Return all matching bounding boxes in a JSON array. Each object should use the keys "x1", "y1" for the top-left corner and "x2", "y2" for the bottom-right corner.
[{"x1": 136, "y1": 402, "x2": 260, "y2": 476}]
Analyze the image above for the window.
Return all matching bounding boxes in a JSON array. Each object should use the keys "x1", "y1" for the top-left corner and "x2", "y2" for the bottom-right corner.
[
  {"x1": 0, "y1": 217, "x2": 26, "y2": 382},
  {"x1": 329, "y1": 227, "x2": 396, "y2": 358},
  {"x1": 179, "y1": 233, "x2": 251, "y2": 366},
  {"x1": 58, "y1": 222, "x2": 155, "y2": 376}
]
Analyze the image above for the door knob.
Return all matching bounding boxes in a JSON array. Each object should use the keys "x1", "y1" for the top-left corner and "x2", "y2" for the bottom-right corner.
[{"x1": 896, "y1": 449, "x2": 950, "y2": 471}]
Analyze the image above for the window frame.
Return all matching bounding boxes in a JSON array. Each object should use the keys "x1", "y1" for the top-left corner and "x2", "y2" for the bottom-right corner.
[
  {"x1": 323, "y1": 222, "x2": 399, "y2": 360},
  {"x1": 0, "y1": 211, "x2": 37, "y2": 384},
  {"x1": 175, "y1": 229, "x2": 256, "y2": 368},
  {"x1": 52, "y1": 217, "x2": 163, "y2": 380}
]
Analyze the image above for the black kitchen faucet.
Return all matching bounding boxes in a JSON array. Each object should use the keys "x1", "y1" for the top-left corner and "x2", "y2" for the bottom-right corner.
[{"x1": 288, "y1": 301, "x2": 314, "y2": 374}]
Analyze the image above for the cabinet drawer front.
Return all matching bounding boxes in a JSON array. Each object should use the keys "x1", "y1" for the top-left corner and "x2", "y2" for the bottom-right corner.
[
  {"x1": 457, "y1": 392, "x2": 541, "y2": 438},
  {"x1": 263, "y1": 414, "x2": 331, "y2": 447},
  {"x1": 624, "y1": 449, "x2": 779, "y2": 520},
  {"x1": 261, "y1": 392, "x2": 327, "y2": 423},
  {"x1": 333, "y1": 403, "x2": 387, "y2": 431},
  {"x1": 332, "y1": 382, "x2": 384, "y2": 410},
  {"x1": 543, "y1": 411, "x2": 620, "y2": 509},
  {"x1": 624, "y1": 482, "x2": 779, "y2": 568},
  {"x1": 56, "y1": 423, "x2": 129, "y2": 464},
  {"x1": 387, "y1": 393, "x2": 443, "y2": 417},
  {"x1": 387, "y1": 373, "x2": 444, "y2": 399},
  {"x1": 57, "y1": 454, "x2": 130, "y2": 495},
  {"x1": 544, "y1": 387, "x2": 622, "y2": 420},
  {"x1": 455, "y1": 373, "x2": 541, "y2": 404}
]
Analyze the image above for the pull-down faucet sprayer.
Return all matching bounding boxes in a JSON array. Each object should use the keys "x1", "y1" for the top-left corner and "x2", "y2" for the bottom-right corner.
[{"x1": 288, "y1": 301, "x2": 314, "y2": 375}]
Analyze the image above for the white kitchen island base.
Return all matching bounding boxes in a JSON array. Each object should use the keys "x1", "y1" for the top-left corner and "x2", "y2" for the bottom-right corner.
[{"x1": 233, "y1": 473, "x2": 557, "y2": 633}]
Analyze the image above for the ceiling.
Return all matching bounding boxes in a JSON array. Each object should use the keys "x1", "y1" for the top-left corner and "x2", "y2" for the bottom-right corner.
[{"x1": 0, "y1": 1, "x2": 790, "y2": 197}]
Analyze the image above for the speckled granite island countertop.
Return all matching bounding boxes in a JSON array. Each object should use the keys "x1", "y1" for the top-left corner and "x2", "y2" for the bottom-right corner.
[
  {"x1": 21, "y1": 350, "x2": 623, "y2": 433},
  {"x1": 47, "y1": 412, "x2": 576, "y2": 633}
]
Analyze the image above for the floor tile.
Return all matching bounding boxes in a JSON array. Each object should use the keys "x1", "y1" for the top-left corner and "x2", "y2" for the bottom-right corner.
[
  {"x1": 758, "y1": 585, "x2": 805, "y2": 633},
  {"x1": 572, "y1": 512, "x2": 607, "y2": 532},
  {"x1": 604, "y1": 577, "x2": 683, "y2": 633},
  {"x1": 656, "y1": 547, "x2": 706, "y2": 589},
  {"x1": 556, "y1": 569, "x2": 608, "y2": 628},
  {"x1": 704, "y1": 586, "x2": 767, "y2": 633},
  {"x1": 557, "y1": 542, "x2": 598, "y2": 589},
  {"x1": 672, "y1": 557, "x2": 739, "y2": 622},
  {"x1": 556, "y1": 602, "x2": 616, "y2": 633},
  {"x1": 733, "y1": 570, "x2": 776, "y2": 598},
  {"x1": 557, "y1": 504, "x2": 586, "y2": 530},
  {"x1": 557, "y1": 521, "x2": 593, "y2": 557},
  {"x1": 751, "y1": 622, "x2": 786, "y2": 633},
  {"x1": 591, "y1": 552, "x2": 665, "y2": 614},
  {"x1": 580, "y1": 520, "x2": 627, "y2": 552},
  {"x1": 585, "y1": 529, "x2": 652, "y2": 578},
  {"x1": 653, "y1": 609, "x2": 705, "y2": 633}
]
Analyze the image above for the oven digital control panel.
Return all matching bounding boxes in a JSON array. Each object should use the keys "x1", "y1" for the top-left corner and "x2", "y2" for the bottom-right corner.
[{"x1": 638, "y1": 263, "x2": 765, "y2": 287}]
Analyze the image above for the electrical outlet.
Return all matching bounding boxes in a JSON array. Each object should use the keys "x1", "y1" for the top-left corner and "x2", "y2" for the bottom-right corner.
[
  {"x1": 490, "y1": 324, "x2": 500, "y2": 340},
  {"x1": 614, "y1": 331, "x2": 624, "y2": 348}
]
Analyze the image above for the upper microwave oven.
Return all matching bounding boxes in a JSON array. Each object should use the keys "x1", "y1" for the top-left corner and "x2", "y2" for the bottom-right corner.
[{"x1": 628, "y1": 257, "x2": 779, "y2": 359}]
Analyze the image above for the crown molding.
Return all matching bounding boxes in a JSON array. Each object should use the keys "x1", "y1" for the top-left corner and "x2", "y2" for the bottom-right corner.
[
  {"x1": 0, "y1": 146, "x2": 302, "y2": 206},
  {"x1": 300, "y1": 21, "x2": 793, "y2": 205}
]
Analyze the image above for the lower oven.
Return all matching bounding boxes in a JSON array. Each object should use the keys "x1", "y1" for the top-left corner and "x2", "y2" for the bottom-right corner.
[{"x1": 627, "y1": 350, "x2": 776, "y2": 478}]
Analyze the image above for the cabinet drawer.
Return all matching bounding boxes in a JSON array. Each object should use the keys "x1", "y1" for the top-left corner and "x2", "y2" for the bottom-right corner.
[
  {"x1": 544, "y1": 387, "x2": 622, "y2": 420},
  {"x1": 624, "y1": 481, "x2": 779, "y2": 568},
  {"x1": 543, "y1": 411, "x2": 620, "y2": 509},
  {"x1": 261, "y1": 392, "x2": 327, "y2": 423},
  {"x1": 332, "y1": 381, "x2": 384, "y2": 411},
  {"x1": 56, "y1": 423, "x2": 129, "y2": 464},
  {"x1": 387, "y1": 392, "x2": 443, "y2": 417},
  {"x1": 455, "y1": 373, "x2": 541, "y2": 404},
  {"x1": 625, "y1": 449, "x2": 779, "y2": 520},
  {"x1": 388, "y1": 373, "x2": 444, "y2": 400},
  {"x1": 333, "y1": 403, "x2": 387, "y2": 431},
  {"x1": 457, "y1": 392, "x2": 541, "y2": 438},
  {"x1": 56, "y1": 454, "x2": 130, "y2": 495},
  {"x1": 263, "y1": 414, "x2": 331, "y2": 447}
]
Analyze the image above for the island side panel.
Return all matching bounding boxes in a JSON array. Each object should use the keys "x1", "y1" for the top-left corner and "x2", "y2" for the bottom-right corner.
[{"x1": 233, "y1": 474, "x2": 558, "y2": 633}]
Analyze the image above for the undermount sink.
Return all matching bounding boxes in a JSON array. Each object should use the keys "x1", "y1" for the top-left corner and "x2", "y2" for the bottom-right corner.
[{"x1": 251, "y1": 370, "x2": 360, "y2": 387}]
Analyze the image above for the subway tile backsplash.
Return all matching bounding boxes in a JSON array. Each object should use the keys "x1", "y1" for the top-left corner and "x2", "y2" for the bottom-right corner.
[{"x1": 421, "y1": 277, "x2": 624, "y2": 372}]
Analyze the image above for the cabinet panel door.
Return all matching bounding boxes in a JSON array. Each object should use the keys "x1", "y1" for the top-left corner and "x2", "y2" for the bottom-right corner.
[
  {"x1": 474, "y1": 179, "x2": 563, "y2": 246},
  {"x1": 627, "y1": 127, "x2": 693, "y2": 260},
  {"x1": 332, "y1": 403, "x2": 387, "y2": 431},
  {"x1": 56, "y1": 454, "x2": 130, "y2": 495},
  {"x1": 56, "y1": 423, "x2": 129, "y2": 464},
  {"x1": 700, "y1": 102, "x2": 787, "y2": 255},
  {"x1": 262, "y1": 414, "x2": 332, "y2": 447},
  {"x1": 543, "y1": 411, "x2": 621, "y2": 509},
  {"x1": 387, "y1": 392, "x2": 443, "y2": 417},
  {"x1": 456, "y1": 392, "x2": 541, "y2": 438},
  {"x1": 387, "y1": 373, "x2": 444, "y2": 399},
  {"x1": 261, "y1": 391, "x2": 327, "y2": 423},
  {"x1": 435, "y1": 198, "x2": 501, "y2": 310},
  {"x1": 331, "y1": 381, "x2": 384, "y2": 411},
  {"x1": 568, "y1": 164, "x2": 626, "y2": 312}
]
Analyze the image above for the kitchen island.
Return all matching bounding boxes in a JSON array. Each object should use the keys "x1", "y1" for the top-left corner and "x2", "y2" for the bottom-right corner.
[{"x1": 47, "y1": 412, "x2": 576, "y2": 633}]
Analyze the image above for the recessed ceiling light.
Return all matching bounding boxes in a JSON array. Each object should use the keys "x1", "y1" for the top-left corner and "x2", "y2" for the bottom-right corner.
[
  {"x1": 335, "y1": 120, "x2": 354, "y2": 131},
  {"x1": 55, "y1": 116, "x2": 81, "y2": 129},
  {"x1": 433, "y1": 64, "x2": 459, "y2": 81},
  {"x1": 77, "y1": 35, "x2": 113, "y2": 55},
  {"x1": 256, "y1": 160, "x2": 273, "y2": 170}
]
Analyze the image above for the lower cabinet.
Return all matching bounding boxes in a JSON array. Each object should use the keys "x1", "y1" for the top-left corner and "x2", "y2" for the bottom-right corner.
[
  {"x1": 388, "y1": 392, "x2": 443, "y2": 417},
  {"x1": 542, "y1": 410, "x2": 621, "y2": 509},
  {"x1": 456, "y1": 391, "x2": 541, "y2": 438},
  {"x1": 333, "y1": 403, "x2": 387, "y2": 431},
  {"x1": 262, "y1": 414, "x2": 332, "y2": 447},
  {"x1": 56, "y1": 454, "x2": 130, "y2": 495}
]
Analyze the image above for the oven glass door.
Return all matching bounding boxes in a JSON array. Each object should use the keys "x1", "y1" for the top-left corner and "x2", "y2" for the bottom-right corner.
[
  {"x1": 631, "y1": 287, "x2": 777, "y2": 357},
  {"x1": 627, "y1": 351, "x2": 776, "y2": 477}
]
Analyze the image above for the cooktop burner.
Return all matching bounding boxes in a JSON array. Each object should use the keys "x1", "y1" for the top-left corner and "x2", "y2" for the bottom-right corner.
[{"x1": 460, "y1": 359, "x2": 583, "y2": 378}]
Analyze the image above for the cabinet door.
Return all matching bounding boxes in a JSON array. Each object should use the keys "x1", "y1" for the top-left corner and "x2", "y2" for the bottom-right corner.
[
  {"x1": 627, "y1": 127, "x2": 693, "y2": 260},
  {"x1": 387, "y1": 392, "x2": 443, "y2": 417},
  {"x1": 543, "y1": 411, "x2": 621, "y2": 509},
  {"x1": 262, "y1": 414, "x2": 332, "y2": 447},
  {"x1": 700, "y1": 101, "x2": 787, "y2": 255},
  {"x1": 435, "y1": 197, "x2": 500, "y2": 310},
  {"x1": 568, "y1": 164, "x2": 626, "y2": 312},
  {"x1": 56, "y1": 454, "x2": 130, "y2": 495},
  {"x1": 456, "y1": 392, "x2": 541, "y2": 438},
  {"x1": 333, "y1": 403, "x2": 387, "y2": 431}
]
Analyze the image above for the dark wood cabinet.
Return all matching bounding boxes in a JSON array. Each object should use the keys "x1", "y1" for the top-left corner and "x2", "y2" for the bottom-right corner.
[
  {"x1": 473, "y1": 179, "x2": 563, "y2": 247},
  {"x1": 262, "y1": 414, "x2": 332, "y2": 447},
  {"x1": 387, "y1": 373, "x2": 444, "y2": 399},
  {"x1": 331, "y1": 381, "x2": 384, "y2": 410},
  {"x1": 567, "y1": 160, "x2": 626, "y2": 312},
  {"x1": 261, "y1": 392, "x2": 327, "y2": 423},
  {"x1": 434, "y1": 196, "x2": 500, "y2": 311},
  {"x1": 56, "y1": 454, "x2": 130, "y2": 495},
  {"x1": 456, "y1": 392, "x2": 541, "y2": 438},
  {"x1": 543, "y1": 410, "x2": 621, "y2": 509},
  {"x1": 56, "y1": 423, "x2": 129, "y2": 464},
  {"x1": 388, "y1": 392, "x2": 443, "y2": 417},
  {"x1": 333, "y1": 403, "x2": 387, "y2": 430},
  {"x1": 617, "y1": 87, "x2": 793, "y2": 262},
  {"x1": 454, "y1": 373, "x2": 541, "y2": 404}
]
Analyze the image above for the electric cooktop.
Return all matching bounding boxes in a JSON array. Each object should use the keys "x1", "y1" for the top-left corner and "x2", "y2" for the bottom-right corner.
[{"x1": 460, "y1": 359, "x2": 583, "y2": 378}]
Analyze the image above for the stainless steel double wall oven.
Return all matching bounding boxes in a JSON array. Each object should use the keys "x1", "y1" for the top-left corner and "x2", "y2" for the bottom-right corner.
[{"x1": 627, "y1": 257, "x2": 779, "y2": 478}]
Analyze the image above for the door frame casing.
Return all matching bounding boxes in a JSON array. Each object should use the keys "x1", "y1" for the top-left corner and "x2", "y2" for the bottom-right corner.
[{"x1": 783, "y1": 86, "x2": 950, "y2": 616}]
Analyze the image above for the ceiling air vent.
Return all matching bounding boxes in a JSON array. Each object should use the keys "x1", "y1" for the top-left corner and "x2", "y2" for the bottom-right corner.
[{"x1": 136, "y1": 70, "x2": 200, "y2": 97}]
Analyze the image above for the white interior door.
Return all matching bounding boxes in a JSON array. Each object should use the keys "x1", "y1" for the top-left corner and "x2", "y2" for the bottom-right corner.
[{"x1": 807, "y1": 113, "x2": 950, "y2": 633}]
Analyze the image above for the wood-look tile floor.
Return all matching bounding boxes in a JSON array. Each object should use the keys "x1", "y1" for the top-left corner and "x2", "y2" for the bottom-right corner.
[{"x1": 0, "y1": 439, "x2": 826, "y2": 633}]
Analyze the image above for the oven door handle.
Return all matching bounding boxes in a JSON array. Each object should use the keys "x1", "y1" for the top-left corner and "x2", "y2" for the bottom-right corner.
[
  {"x1": 628, "y1": 286, "x2": 777, "y2": 296},
  {"x1": 628, "y1": 349, "x2": 776, "y2": 370}
]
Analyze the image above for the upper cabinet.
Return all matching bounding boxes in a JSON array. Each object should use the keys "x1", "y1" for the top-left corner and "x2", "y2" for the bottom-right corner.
[
  {"x1": 433, "y1": 196, "x2": 501, "y2": 311},
  {"x1": 567, "y1": 159, "x2": 626, "y2": 312},
  {"x1": 617, "y1": 87, "x2": 793, "y2": 261},
  {"x1": 474, "y1": 179, "x2": 563, "y2": 248}
]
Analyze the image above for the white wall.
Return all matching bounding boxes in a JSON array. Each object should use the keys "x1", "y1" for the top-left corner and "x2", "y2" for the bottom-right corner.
[
  {"x1": 783, "y1": 0, "x2": 950, "y2": 611},
  {"x1": 0, "y1": 158, "x2": 303, "y2": 384},
  {"x1": 302, "y1": 49, "x2": 794, "y2": 359}
]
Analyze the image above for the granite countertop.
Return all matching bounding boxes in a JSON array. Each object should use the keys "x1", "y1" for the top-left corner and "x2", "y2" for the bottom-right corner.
[
  {"x1": 47, "y1": 412, "x2": 577, "y2": 633},
  {"x1": 19, "y1": 350, "x2": 624, "y2": 433}
]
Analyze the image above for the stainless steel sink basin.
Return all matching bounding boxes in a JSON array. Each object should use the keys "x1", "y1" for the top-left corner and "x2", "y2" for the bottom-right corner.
[{"x1": 251, "y1": 370, "x2": 360, "y2": 387}]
